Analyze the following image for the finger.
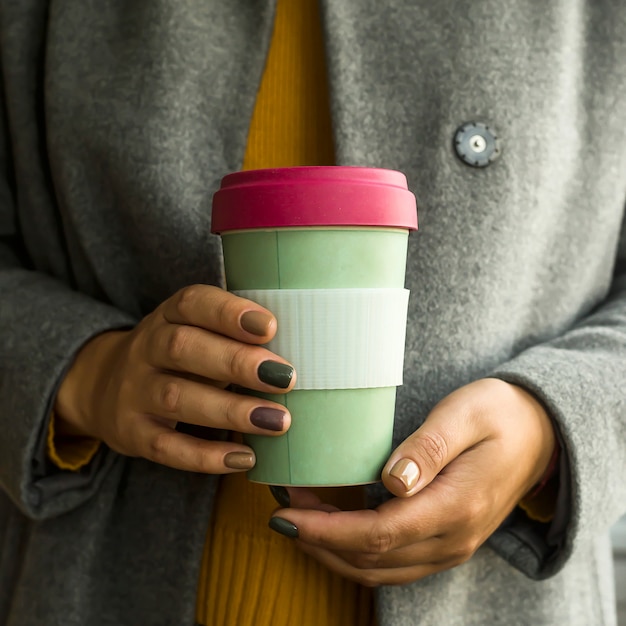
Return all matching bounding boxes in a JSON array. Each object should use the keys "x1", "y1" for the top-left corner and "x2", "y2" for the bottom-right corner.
[
  {"x1": 161, "y1": 284, "x2": 277, "y2": 343},
  {"x1": 140, "y1": 419, "x2": 256, "y2": 474},
  {"x1": 332, "y1": 526, "x2": 480, "y2": 571},
  {"x1": 269, "y1": 475, "x2": 481, "y2": 554},
  {"x1": 145, "y1": 372, "x2": 291, "y2": 434},
  {"x1": 381, "y1": 393, "x2": 486, "y2": 498},
  {"x1": 293, "y1": 541, "x2": 455, "y2": 587},
  {"x1": 146, "y1": 323, "x2": 296, "y2": 392},
  {"x1": 268, "y1": 498, "x2": 429, "y2": 554},
  {"x1": 273, "y1": 508, "x2": 457, "y2": 570}
]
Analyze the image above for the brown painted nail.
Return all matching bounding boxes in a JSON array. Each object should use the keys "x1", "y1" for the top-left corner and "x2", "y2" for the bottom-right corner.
[
  {"x1": 389, "y1": 458, "x2": 420, "y2": 491},
  {"x1": 224, "y1": 451, "x2": 255, "y2": 470},
  {"x1": 250, "y1": 407, "x2": 285, "y2": 431},
  {"x1": 240, "y1": 310, "x2": 273, "y2": 336}
]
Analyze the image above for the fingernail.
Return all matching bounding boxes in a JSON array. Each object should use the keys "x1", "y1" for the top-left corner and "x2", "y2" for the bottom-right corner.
[
  {"x1": 389, "y1": 458, "x2": 420, "y2": 491},
  {"x1": 241, "y1": 310, "x2": 273, "y2": 336},
  {"x1": 258, "y1": 361, "x2": 294, "y2": 389},
  {"x1": 269, "y1": 517, "x2": 299, "y2": 538},
  {"x1": 250, "y1": 407, "x2": 286, "y2": 432},
  {"x1": 269, "y1": 485, "x2": 290, "y2": 508},
  {"x1": 224, "y1": 451, "x2": 255, "y2": 470}
]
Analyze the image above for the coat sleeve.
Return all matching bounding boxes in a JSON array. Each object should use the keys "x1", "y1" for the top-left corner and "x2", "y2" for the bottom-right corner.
[
  {"x1": 0, "y1": 84, "x2": 136, "y2": 520},
  {"x1": 488, "y1": 208, "x2": 626, "y2": 580}
]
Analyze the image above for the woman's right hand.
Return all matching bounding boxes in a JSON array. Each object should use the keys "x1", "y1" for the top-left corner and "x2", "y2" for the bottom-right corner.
[{"x1": 53, "y1": 285, "x2": 296, "y2": 473}]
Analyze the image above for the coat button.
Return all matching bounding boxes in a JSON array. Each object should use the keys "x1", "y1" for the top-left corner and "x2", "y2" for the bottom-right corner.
[{"x1": 454, "y1": 122, "x2": 501, "y2": 167}]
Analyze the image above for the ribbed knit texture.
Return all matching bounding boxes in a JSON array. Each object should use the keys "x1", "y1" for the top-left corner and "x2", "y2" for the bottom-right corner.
[
  {"x1": 197, "y1": 474, "x2": 374, "y2": 626},
  {"x1": 197, "y1": 0, "x2": 372, "y2": 623}
]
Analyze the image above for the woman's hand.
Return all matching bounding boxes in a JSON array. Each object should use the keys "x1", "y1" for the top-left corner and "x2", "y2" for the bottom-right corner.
[
  {"x1": 54, "y1": 284, "x2": 296, "y2": 473},
  {"x1": 269, "y1": 378, "x2": 556, "y2": 586}
]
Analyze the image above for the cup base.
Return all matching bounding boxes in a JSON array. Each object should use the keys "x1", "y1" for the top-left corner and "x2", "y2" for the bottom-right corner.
[{"x1": 247, "y1": 478, "x2": 381, "y2": 488}]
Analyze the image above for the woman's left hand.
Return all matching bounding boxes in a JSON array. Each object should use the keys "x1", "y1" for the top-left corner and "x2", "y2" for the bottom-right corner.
[{"x1": 269, "y1": 378, "x2": 557, "y2": 586}]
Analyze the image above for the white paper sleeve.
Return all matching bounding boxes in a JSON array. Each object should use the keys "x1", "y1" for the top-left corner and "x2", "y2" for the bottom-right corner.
[{"x1": 234, "y1": 288, "x2": 410, "y2": 390}]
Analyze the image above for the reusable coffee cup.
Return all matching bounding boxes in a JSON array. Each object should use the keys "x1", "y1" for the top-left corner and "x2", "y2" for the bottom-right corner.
[{"x1": 211, "y1": 166, "x2": 417, "y2": 486}]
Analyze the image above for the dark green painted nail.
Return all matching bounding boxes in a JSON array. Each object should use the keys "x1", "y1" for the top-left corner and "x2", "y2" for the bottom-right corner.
[
  {"x1": 269, "y1": 485, "x2": 290, "y2": 508},
  {"x1": 258, "y1": 361, "x2": 294, "y2": 389},
  {"x1": 269, "y1": 517, "x2": 299, "y2": 539}
]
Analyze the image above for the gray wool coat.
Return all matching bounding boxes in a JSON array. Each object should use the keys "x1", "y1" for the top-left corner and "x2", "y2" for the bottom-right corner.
[{"x1": 1, "y1": 1, "x2": 625, "y2": 625}]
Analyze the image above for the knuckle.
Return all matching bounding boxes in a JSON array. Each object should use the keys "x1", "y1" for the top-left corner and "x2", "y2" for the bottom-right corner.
[
  {"x1": 175, "y1": 285, "x2": 202, "y2": 320},
  {"x1": 450, "y1": 536, "x2": 481, "y2": 563},
  {"x1": 160, "y1": 380, "x2": 181, "y2": 414},
  {"x1": 167, "y1": 326, "x2": 192, "y2": 363},
  {"x1": 148, "y1": 431, "x2": 172, "y2": 463},
  {"x1": 221, "y1": 396, "x2": 240, "y2": 429},
  {"x1": 213, "y1": 295, "x2": 233, "y2": 328},
  {"x1": 466, "y1": 535, "x2": 482, "y2": 556},
  {"x1": 465, "y1": 498, "x2": 486, "y2": 522},
  {"x1": 350, "y1": 552, "x2": 381, "y2": 570},
  {"x1": 363, "y1": 526, "x2": 394, "y2": 555},
  {"x1": 222, "y1": 342, "x2": 249, "y2": 379},
  {"x1": 457, "y1": 497, "x2": 487, "y2": 526},
  {"x1": 189, "y1": 448, "x2": 213, "y2": 474},
  {"x1": 207, "y1": 390, "x2": 240, "y2": 428},
  {"x1": 418, "y1": 431, "x2": 448, "y2": 470}
]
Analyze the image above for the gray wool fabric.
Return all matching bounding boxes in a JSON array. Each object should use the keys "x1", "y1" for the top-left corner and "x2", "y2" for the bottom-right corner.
[{"x1": 1, "y1": 1, "x2": 626, "y2": 625}]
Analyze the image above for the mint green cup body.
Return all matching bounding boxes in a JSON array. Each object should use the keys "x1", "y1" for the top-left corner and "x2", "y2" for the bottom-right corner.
[
  {"x1": 222, "y1": 228, "x2": 408, "y2": 485},
  {"x1": 211, "y1": 166, "x2": 417, "y2": 486}
]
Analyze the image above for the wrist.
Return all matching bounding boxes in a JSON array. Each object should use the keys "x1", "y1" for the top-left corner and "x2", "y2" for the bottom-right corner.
[
  {"x1": 526, "y1": 439, "x2": 560, "y2": 498},
  {"x1": 54, "y1": 330, "x2": 128, "y2": 438},
  {"x1": 485, "y1": 378, "x2": 557, "y2": 491},
  {"x1": 505, "y1": 381, "x2": 557, "y2": 488}
]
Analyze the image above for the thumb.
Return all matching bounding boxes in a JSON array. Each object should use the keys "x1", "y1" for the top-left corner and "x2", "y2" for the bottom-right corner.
[{"x1": 382, "y1": 396, "x2": 484, "y2": 498}]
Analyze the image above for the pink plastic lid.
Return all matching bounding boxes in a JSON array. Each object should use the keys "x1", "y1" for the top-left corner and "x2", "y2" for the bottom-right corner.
[{"x1": 211, "y1": 166, "x2": 418, "y2": 233}]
